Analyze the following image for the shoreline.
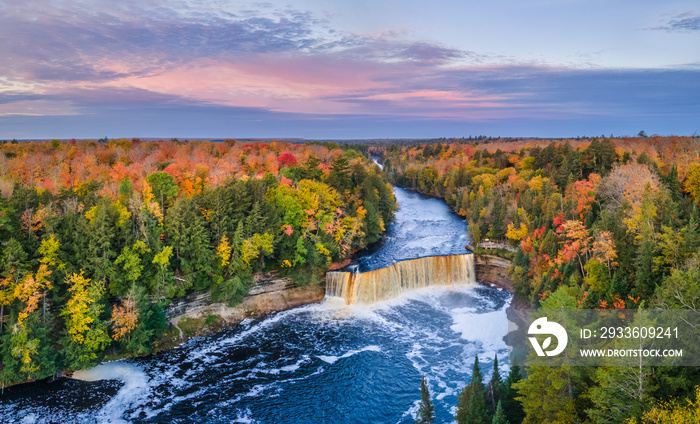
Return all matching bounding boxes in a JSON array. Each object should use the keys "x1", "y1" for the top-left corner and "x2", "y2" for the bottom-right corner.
[
  {"x1": 169, "y1": 284, "x2": 325, "y2": 340},
  {"x1": 5, "y1": 252, "x2": 520, "y2": 390}
]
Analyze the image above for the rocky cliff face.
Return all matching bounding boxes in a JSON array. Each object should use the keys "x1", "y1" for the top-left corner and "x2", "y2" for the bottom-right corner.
[
  {"x1": 474, "y1": 254, "x2": 512, "y2": 291},
  {"x1": 164, "y1": 272, "x2": 297, "y2": 319},
  {"x1": 165, "y1": 272, "x2": 324, "y2": 337}
]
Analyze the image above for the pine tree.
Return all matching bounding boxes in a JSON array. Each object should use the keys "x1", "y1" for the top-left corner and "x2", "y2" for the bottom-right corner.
[
  {"x1": 415, "y1": 376, "x2": 435, "y2": 424},
  {"x1": 491, "y1": 195, "x2": 507, "y2": 240},
  {"x1": 301, "y1": 156, "x2": 323, "y2": 180},
  {"x1": 456, "y1": 356, "x2": 490, "y2": 424},
  {"x1": 85, "y1": 202, "x2": 117, "y2": 282},
  {"x1": 327, "y1": 155, "x2": 352, "y2": 193},
  {"x1": 502, "y1": 361, "x2": 525, "y2": 424},
  {"x1": 487, "y1": 356, "x2": 503, "y2": 413},
  {"x1": 512, "y1": 365, "x2": 578, "y2": 424},
  {"x1": 492, "y1": 401, "x2": 509, "y2": 424}
]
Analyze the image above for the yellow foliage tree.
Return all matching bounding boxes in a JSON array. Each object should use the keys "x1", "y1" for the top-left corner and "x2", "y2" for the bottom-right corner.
[
  {"x1": 506, "y1": 222, "x2": 529, "y2": 241},
  {"x1": 217, "y1": 235, "x2": 232, "y2": 267},
  {"x1": 629, "y1": 386, "x2": 700, "y2": 423},
  {"x1": 60, "y1": 272, "x2": 111, "y2": 367}
]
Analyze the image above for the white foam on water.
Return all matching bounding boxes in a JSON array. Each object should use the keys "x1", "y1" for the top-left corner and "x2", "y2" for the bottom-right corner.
[
  {"x1": 449, "y1": 300, "x2": 511, "y2": 361},
  {"x1": 72, "y1": 361, "x2": 150, "y2": 423},
  {"x1": 231, "y1": 407, "x2": 258, "y2": 423},
  {"x1": 20, "y1": 414, "x2": 37, "y2": 424},
  {"x1": 317, "y1": 345, "x2": 382, "y2": 364}
]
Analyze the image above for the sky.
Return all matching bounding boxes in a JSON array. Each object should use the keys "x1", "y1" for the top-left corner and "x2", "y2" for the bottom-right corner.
[{"x1": 0, "y1": 0, "x2": 698, "y2": 139}]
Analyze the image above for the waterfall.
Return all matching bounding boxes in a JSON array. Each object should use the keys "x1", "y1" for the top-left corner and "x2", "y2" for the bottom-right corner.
[{"x1": 325, "y1": 254, "x2": 476, "y2": 305}]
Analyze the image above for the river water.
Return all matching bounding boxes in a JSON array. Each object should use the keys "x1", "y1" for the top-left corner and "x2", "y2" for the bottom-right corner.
[{"x1": 0, "y1": 187, "x2": 511, "y2": 424}]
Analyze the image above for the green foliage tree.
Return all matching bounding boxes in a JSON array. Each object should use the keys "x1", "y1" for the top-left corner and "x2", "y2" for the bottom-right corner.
[
  {"x1": 492, "y1": 401, "x2": 510, "y2": 424},
  {"x1": 146, "y1": 171, "x2": 179, "y2": 212},
  {"x1": 487, "y1": 356, "x2": 503, "y2": 413},
  {"x1": 327, "y1": 155, "x2": 352, "y2": 193},
  {"x1": 501, "y1": 360, "x2": 525, "y2": 424},
  {"x1": 415, "y1": 376, "x2": 436, "y2": 424},
  {"x1": 456, "y1": 356, "x2": 490, "y2": 424}
]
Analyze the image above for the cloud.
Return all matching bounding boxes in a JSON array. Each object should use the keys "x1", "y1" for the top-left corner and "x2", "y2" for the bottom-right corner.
[
  {"x1": 0, "y1": 1, "x2": 697, "y2": 137},
  {"x1": 0, "y1": 0, "x2": 473, "y2": 86},
  {"x1": 649, "y1": 11, "x2": 700, "y2": 32}
]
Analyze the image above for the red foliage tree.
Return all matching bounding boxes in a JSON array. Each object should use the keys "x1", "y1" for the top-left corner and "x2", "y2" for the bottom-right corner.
[{"x1": 277, "y1": 153, "x2": 298, "y2": 168}]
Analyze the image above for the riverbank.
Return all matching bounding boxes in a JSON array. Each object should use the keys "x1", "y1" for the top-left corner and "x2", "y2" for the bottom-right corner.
[
  {"x1": 166, "y1": 271, "x2": 325, "y2": 340},
  {"x1": 471, "y1": 250, "x2": 530, "y2": 310}
]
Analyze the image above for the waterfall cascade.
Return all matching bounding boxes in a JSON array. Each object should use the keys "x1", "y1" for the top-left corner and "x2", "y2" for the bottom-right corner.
[{"x1": 325, "y1": 254, "x2": 476, "y2": 305}]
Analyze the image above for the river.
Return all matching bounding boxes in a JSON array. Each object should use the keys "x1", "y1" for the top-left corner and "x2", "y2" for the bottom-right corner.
[{"x1": 0, "y1": 187, "x2": 511, "y2": 424}]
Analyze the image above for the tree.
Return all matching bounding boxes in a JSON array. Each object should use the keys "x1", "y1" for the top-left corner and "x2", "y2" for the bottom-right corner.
[
  {"x1": 146, "y1": 171, "x2": 179, "y2": 213},
  {"x1": 113, "y1": 285, "x2": 165, "y2": 355},
  {"x1": 111, "y1": 240, "x2": 150, "y2": 296},
  {"x1": 111, "y1": 289, "x2": 138, "y2": 345},
  {"x1": 487, "y1": 356, "x2": 504, "y2": 413},
  {"x1": 277, "y1": 152, "x2": 298, "y2": 168},
  {"x1": 327, "y1": 155, "x2": 352, "y2": 193},
  {"x1": 631, "y1": 386, "x2": 700, "y2": 423},
  {"x1": 216, "y1": 235, "x2": 232, "y2": 268},
  {"x1": 686, "y1": 163, "x2": 700, "y2": 206},
  {"x1": 492, "y1": 401, "x2": 510, "y2": 424},
  {"x1": 415, "y1": 376, "x2": 436, "y2": 424},
  {"x1": 7, "y1": 265, "x2": 53, "y2": 380},
  {"x1": 60, "y1": 272, "x2": 111, "y2": 370},
  {"x1": 84, "y1": 202, "x2": 117, "y2": 282},
  {"x1": 587, "y1": 365, "x2": 653, "y2": 424},
  {"x1": 513, "y1": 365, "x2": 579, "y2": 424},
  {"x1": 591, "y1": 230, "x2": 617, "y2": 276},
  {"x1": 152, "y1": 245, "x2": 176, "y2": 299},
  {"x1": 239, "y1": 233, "x2": 274, "y2": 268},
  {"x1": 456, "y1": 356, "x2": 490, "y2": 424},
  {"x1": 502, "y1": 361, "x2": 525, "y2": 424},
  {"x1": 166, "y1": 197, "x2": 213, "y2": 290}
]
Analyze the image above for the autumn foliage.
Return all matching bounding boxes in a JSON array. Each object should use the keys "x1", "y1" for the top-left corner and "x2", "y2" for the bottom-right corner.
[
  {"x1": 381, "y1": 135, "x2": 700, "y2": 423},
  {"x1": 0, "y1": 138, "x2": 395, "y2": 385}
]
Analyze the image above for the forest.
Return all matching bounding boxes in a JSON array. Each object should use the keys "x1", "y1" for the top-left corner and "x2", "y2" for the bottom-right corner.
[
  {"x1": 0, "y1": 138, "x2": 396, "y2": 386},
  {"x1": 381, "y1": 136, "x2": 700, "y2": 423}
]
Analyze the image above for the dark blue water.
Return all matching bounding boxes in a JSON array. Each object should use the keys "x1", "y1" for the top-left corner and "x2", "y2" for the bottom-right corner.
[{"x1": 0, "y1": 187, "x2": 511, "y2": 424}]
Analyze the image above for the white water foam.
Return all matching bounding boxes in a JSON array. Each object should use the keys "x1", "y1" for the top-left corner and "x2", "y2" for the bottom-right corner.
[
  {"x1": 450, "y1": 301, "x2": 510, "y2": 361},
  {"x1": 72, "y1": 361, "x2": 150, "y2": 423},
  {"x1": 317, "y1": 345, "x2": 382, "y2": 364}
]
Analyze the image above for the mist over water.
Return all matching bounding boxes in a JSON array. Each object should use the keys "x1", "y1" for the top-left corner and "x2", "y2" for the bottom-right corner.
[{"x1": 0, "y1": 187, "x2": 511, "y2": 423}]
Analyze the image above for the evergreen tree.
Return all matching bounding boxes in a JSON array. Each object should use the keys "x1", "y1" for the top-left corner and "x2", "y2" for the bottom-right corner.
[
  {"x1": 502, "y1": 360, "x2": 525, "y2": 424},
  {"x1": 665, "y1": 164, "x2": 681, "y2": 202},
  {"x1": 301, "y1": 155, "x2": 323, "y2": 180},
  {"x1": 327, "y1": 155, "x2": 352, "y2": 193},
  {"x1": 491, "y1": 195, "x2": 507, "y2": 240},
  {"x1": 165, "y1": 197, "x2": 213, "y2": 291},
  {"x1": 512, "y1": 365, "x2": 579, "y2": 424},
  {"x1": 85, "y1": 202, "x2": 117, "y2": 282},
  {"x1": 415, "y1": 376, "x2": 435, "y2": 424},
  {"x1": 487, "y1": 356, "x2": 503, "y2": 413},
  {"x1": 456, "y1": 356, "x2": 490, "y2": 424},
  {"x1": 122, "y1": 285, "x2": 167, "y2": 356},
  {"x1": 492, "y1": 401, "x2": 509, "y2": 424}
]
